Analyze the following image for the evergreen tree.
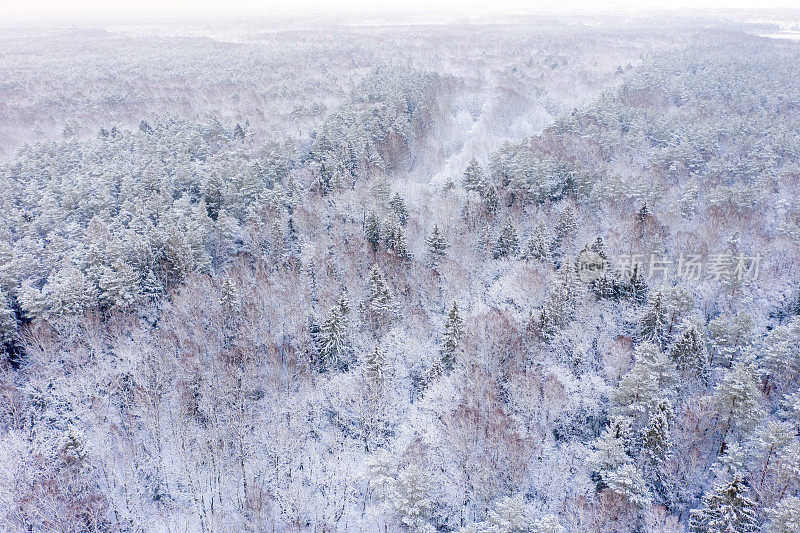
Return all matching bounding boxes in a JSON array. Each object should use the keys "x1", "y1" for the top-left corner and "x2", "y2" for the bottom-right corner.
[
  {"x1": 532, "y1": 514, "x2": 566, "y2": 533},
  {"x1": 462, "y1": 158, "x2": 487, "y2": 193},
  {"x1": 539, "y1": 262, "x2": 581, "y2": 339},
  {"x1": 364, "y1": 265, "x2": 394, "y2": 331},
  {"x1": 494, "y1": 218, "x2": 519, "y2": 259},
  {"x1": 689, "y1": 474, "x2": 758, "y2": 533},
  {"x1": 425, "y1": 225, "x2": 448, "y2": 267},
  {"x1": 613, "y1": 348, "x2": 661, "y2": 420},
  {"x1": 484, "y1": 494, "x2": 531, "y2": 532},
  {"x1": 589, "y1": 416, "x2": 650, "y2": 507},
  {"x1": 393, "y1": 464, "x2": 432, "y2": 529},
  {"x1": 551, "y1": 207, "x2": 577, "y2": 256},
  {"x1": 522, "y1": 223, "x2": 548, "y2": 261},
  {"x1": 671, "y1": 323, "x2": 709, "y2": 387},
  {"x1": 761, "y1": 322, "x2": 800, "y2": 391},
  {"x1": 203, "y1": 173, "x2": 224, "y2": 221},
  {"x1": 708, "y1": 312, "x2": 754, "y2": 368},
  {"x1": 482, "y1": 183, "x2": 499, "y2": 215},
  {"x1": 316, "y1": 303, "x2": 350, "y2": 371},
  {"x1": 639, "y1": 290, "x2": 671, "y2": 348},
  {"x1": 219, "y1": 274, "x2": 239, "y2": 315},
  {"x1": 440, "y1": 302, "x2": 463, "y2": 371},
  {"x1": 0, "y1": 292, "x2": 16, "y2": 348},
  {"x1": 383, "y1": 213, "x2": 411, "y2": 261},
  {"x1": 366, "y1": 449, "x2": 395, "y2": 500},
  {"x1": 366, "y1": 345, "x2": 387, "y2": 392},
  {"x1": 233, "y1": 123, "x2": 245, "y2": 141},
  {"x1": 640, "y1": 398, "x2": 674, "y2": 501},
  {"x1": 713, "y1": 357, "x2": 765, "y2": 454},
  {"x1": 388, "y1": 193, "x2": 409, "y2": 226},
  {"x1": 98, "y1": 259, "x2": 139, "y2": 311},
  {"x1": 365, "y1": 211, "x2": 381, "y2": 252},
  {"x1": 750, "y1": 420, "x2": 795, "y2": 491}
]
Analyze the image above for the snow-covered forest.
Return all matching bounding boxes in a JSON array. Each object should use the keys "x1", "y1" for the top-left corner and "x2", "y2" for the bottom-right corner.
[{"x1": 1, "y1": 9, "x2": 800, "y2": 532}]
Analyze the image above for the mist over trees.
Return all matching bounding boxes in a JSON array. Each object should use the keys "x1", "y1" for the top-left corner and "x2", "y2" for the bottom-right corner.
[{"x1": 1, "y1": 10, "x2": 800, "y2": 533}]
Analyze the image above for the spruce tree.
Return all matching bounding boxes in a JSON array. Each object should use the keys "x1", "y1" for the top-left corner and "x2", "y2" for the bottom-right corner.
[
  {"x1": 383, "y1": 213, "x2": 411, "y2": 261},
  {"x1": 689, "y1": 474, "x2": 758, "y2": 533},
  {"x1": 393, "y1": 464, "x2": 432, "y2": 529},
  {"x1": 388, "y1": 193, "x2": 408, "y2": 225},
  {"x1": 425, "y1": 225, "x2": 448, "y2": 267},
  {"x1": 0, "y1": 292, "x2": 16, "y2": 347},
  {"x1": 364, "y1": 266, "x2": 394, "y2": 331},
  {"x1": 482, "y1": 183, "x2": 499, "y2": 215},
  {"x1": 640, "y1": 398, "x2": 674, "y2": 501},
  {"x1": 366, "y1": 345, "x2": 387, "y2": 392},
  {"x1": 316, "y1": 303, "x2": 350, "y2": 371},
  {"x1": 523, "y1": 223, "x2": 548, "y2": 261},
  {"x1": 462, "y1": 158, "x2": 487, "y2": 193},
  {"x1": 440, "y1": 302, "x2": 463, "y2": 371},
  {"x1": 639, "y1": 290, "x2": 670, "y2": 348},
  {"x1": 494, "y1": 218, "x2": 519, "y2": 259},
  {"x1": 589, "y1": 416, "x2": 650, "y2": 507},
  {"x1": 671, "y1": 323, "x2": 709, "y2": 387},
  {"x1": 365, "y1": 211, "x2": 381, "y2": 252},
  {"x1": 713, "y1": 357, "x2": 765, "y2": 454},
  {"x1": 485, "y1": 494, "x2": 531, "y2": 532}
]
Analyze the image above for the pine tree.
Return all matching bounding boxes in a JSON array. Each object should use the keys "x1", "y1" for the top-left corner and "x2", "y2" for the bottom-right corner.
[
  {"x1": 761, "y1": 322, "x2": 800, "y2": 391},
  {"x1": 671, "y1": 323, "x2": 709, "y2": 386},
  {"x1": 532, "y1": 514, "x2": 566, "y2": 533},
  {"x1": 462, "y1": 158, "x2": 487, "y2": 193},
  {"x1": 366, "y1": 449, "x2": 395, "y2": 500},
  {"x1": 366, "y1": 345, "x2": 387, "y2": 392},
  {"x1": 383, "y1": 213, "x2": 411, "y2": 261},
  {"x1": 640, "y1": 398, "x2": 674, "y2": 501},
  {"x1": 364, "y1": 265, "x2": 394, "y2": 331},
  {"x1": 639, "y1": 290, "x2": 671, "y2": 348},
  {"x1": 233, "y1": 123, "x2": 245, "y2": 141},
  {"x1": 750, "y1": 420, "x2": 795, "y2": 492},
  {"x1": 317, "y1": 303, "x2": 350, "y2": 371},
  {"x1": 365, "y1": 211, "x2": 381, "y2": 252},
  {"x1": 613, "y1": 350, "x2": 661, "y2": 421},
  {"x1": 482, "y1": 184, "x2": 499, "y2": 215},
  {"x1": 440, "y1": 302, "x2": 463, "y2": 371},
  {"x1": 389, "y1": 193, "x2": 408, "y2": 226},
  {"x1": 539, "y1": 262, "x2": 581, "y2": 340},
  {"x1": 494, "y1": 218, "x2": 519, "y2": 259},
  {"x1": 98, "y1": 259, "x2": 139, "y2": 311},
  {"x1": 522, "y1": 223, "x2": 548, "y2": 261},
  {"x1": 220, "y1": 274, "x2": 239, "y2": 313},
  {"x1": 713, "y1": 357, "x2": 765, "y2": 455},
  {"x1": 0, "y1": 292, "x2": 16, "y2": 350},
  {"x1": 393, "y1": 464, "x2": 432, "y2": 529},
  {"x1": 589, "y1": 416, "x2": 650, "y2": 507},
  {"x1": 708, "y1": 312, "x2": 754, "y2": 368},
  {"x1": 689, "y1": 474, "x2": 758, "y2": 533},
  {"x1": 484, "y1": 494, "x2": 531, "y2": 532},
  {"x1": 425, "y1": 225, "x2": 448, "y2": 267},
  {"x1": 203, "y1": 173, "x2": 224, "y2": 221},
  {"x1": 552, "y1": 207, "x2": 577, "y2": 256},
  {"x1": 140, "y1": 268, "x2": 163, "y2": 300}
]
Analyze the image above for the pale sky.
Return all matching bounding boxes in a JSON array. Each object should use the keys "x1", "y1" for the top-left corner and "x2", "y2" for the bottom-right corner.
[{"x1": 1, "y1": 0, "x2": 799, "y2": 22}]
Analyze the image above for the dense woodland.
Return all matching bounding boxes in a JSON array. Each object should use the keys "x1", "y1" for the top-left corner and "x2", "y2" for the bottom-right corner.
[{"x1": 1, "y1": 12, "x2": 800, "y2": 533}]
